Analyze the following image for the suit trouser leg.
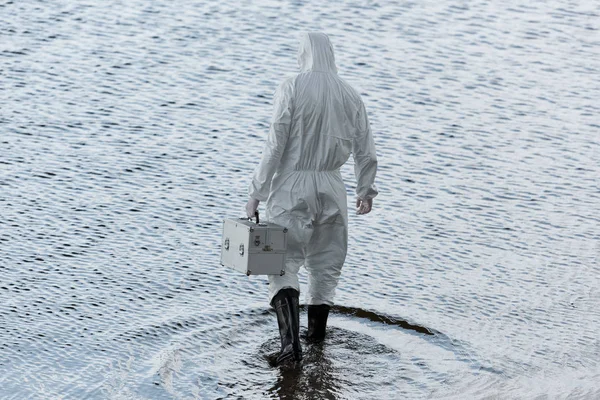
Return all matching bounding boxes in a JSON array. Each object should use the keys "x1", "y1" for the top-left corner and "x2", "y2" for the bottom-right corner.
[
  {"x1": 304, "y1": 221, "x2": 347, "y2": 306},
  {"x1": 268, "y1": 217, "x2": 311, "y2": 304}
]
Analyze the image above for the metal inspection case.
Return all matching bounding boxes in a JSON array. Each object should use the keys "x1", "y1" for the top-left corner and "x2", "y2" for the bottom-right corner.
[{"x1": 220, "y1": 213, "x2": 287, "y2": 276}]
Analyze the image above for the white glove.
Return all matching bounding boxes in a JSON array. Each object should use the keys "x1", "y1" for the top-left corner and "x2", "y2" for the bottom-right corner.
[
  {"x1": 356, "y1": 197, "x2": 373, "y2": 215},
  {"x1": 245, "y1": 197, "x2": 260, "y2": 218}
]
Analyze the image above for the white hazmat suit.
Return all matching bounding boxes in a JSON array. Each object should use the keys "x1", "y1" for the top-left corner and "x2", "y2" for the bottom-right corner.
[{"x1": 249, "y1": 32, "x2": 378, "y2": 306}]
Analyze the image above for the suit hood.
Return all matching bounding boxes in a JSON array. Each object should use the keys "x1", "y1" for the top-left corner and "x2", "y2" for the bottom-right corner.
[{"x1": 297, "y1": 32, "x2": 338, "y2": 74}]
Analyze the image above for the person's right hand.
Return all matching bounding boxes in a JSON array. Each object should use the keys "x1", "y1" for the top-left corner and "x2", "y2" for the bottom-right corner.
[
  {"x1": 246, "y1": 197, "x2": 260, "y2": 219},
  {"x1": 356, "y1": 197, "x2": 373, "y2": 215}
]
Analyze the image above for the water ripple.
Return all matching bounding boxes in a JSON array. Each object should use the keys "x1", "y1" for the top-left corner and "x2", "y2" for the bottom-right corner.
[{"x1": 2, "y1": 0, "x2": 599, "y2": 398}]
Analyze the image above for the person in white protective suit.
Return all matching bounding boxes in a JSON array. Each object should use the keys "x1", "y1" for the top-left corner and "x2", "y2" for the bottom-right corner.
[{"x1": 246, "y1": 32, "x2": 378, "y2": 365}]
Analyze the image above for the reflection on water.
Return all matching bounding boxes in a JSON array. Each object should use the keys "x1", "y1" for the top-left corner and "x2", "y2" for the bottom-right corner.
[
  {"x1": 1, "y1": 0, "x2": 599, "y2": 398},
  {"x1": 267, "y1": 340, "x2": 340, "y2": 400}
]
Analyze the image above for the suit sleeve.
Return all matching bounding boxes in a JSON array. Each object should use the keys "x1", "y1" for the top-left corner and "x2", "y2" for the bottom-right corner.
[
  {"x1": 248, "y1": 79, "x2": 294, "y2": 201},
  {"x1": 352, "y1": 100, "x2": 378, "y2": 200}
]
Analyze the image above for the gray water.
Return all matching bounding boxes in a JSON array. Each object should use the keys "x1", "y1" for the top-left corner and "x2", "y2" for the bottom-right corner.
[{"x1": 1, "y1": 0, "x2": 599, "y2": 399}]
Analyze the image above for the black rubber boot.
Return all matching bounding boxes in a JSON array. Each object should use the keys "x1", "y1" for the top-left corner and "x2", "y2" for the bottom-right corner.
[
  {"x1": 307, "y1": 304, "x2": 331, "y2": 342},
  {"x1": 271, "y1": 288, "x2": 302, "y2": 365}
]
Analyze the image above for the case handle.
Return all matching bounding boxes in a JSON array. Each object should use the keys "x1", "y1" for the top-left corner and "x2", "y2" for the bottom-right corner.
[{"x1": 243, "y1": 211, "x2": 259, "y2": 224}]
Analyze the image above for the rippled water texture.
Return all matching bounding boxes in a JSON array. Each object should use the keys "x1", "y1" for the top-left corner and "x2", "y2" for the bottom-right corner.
[{"x1": 1, "y1": 0, "x2": 599, "y2": 398}]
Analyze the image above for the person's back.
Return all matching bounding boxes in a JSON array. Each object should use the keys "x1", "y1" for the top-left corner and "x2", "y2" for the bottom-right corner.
[
  {"x1": 279, "y1": 72, "x2": 360, "y2": 171},
  {"x1": 246, "y1": 32, "x2": 378, "y2": 365}
]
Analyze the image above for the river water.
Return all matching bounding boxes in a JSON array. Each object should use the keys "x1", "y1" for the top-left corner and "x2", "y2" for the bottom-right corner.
[{"x1": 1, "y1": 0, "x2": 599, "y2": 399}]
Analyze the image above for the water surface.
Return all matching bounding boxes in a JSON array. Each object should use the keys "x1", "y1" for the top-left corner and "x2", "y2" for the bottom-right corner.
[{"x1": 1, "y1": 0, "x2": 599, "y2": 398}]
